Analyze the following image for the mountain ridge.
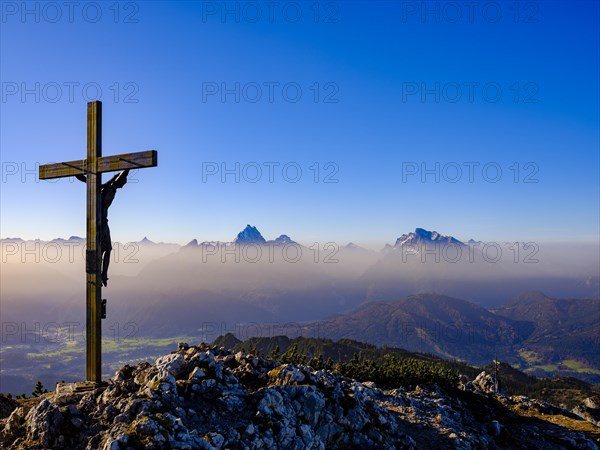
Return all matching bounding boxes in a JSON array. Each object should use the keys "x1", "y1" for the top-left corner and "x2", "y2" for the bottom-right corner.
[
  {"x1": 0, "y1": 226, "x2": 467, "y2": 251},
  {"x1": 301, "y1": 292, "x2": 600, "y2": 382}
]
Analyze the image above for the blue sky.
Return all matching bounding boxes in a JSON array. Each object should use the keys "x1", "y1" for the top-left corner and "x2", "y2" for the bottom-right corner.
[{"x1": 1, "y1": 1, "x2": 598, "y2": 247}]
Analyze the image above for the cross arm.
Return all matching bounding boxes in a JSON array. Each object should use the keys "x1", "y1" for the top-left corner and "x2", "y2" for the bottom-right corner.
[
  {"x1": 39, "y1": 159, "x2": 86, "y2": 179},
  {"x1": 97, "y1": 150, "x2": 157, "y2": 173},
  {"x1": 39, "y1": 150, "x2": 158, "y2": 180}
]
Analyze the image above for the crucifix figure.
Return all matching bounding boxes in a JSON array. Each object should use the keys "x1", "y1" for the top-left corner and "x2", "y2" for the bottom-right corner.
[
  {"x1": 39, "y1": 101, "x2": 158, "y2": 382},
  {"x1": 75, "y1": 168, "x2": 130, "y2": 287}
]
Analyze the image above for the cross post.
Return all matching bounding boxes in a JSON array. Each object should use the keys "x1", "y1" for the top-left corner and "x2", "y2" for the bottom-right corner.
[
  {"x1": 86, "y1": 101, "x2": 102, "y2": 382},
  {"x1": 39, "y1": 101, "x2": 158, "y2": 383}
]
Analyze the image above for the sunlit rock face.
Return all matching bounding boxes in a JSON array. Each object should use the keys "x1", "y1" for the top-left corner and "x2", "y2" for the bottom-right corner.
[{"x1": 394, "y1": 228, "x2": 464, "y2": 248}]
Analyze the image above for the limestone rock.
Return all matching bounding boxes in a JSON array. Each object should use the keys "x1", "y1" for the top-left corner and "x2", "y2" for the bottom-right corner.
[{"x1": 1, "y1": 344, "x2": 598, "y2": 450}]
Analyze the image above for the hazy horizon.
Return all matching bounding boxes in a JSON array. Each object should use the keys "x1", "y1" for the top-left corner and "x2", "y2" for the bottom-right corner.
[{"x1": 3, "y1": 225, "x2": 600, "y2": 250}]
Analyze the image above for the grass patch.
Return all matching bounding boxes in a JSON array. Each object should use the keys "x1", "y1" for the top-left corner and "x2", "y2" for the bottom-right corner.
[
  {"x1": 519, "y1": 349, "x2": 542, "y2": 364},
  {"x1": 102, "y1": 337, "x2": 183, "y2": 353},
  {"x1": 562, "y1": 360, "x2": 600, "y2": 374},
  {"x1": 527, "y1": 364, "x2": 559, "y2": 373},
  {"x1": 27, "y1": 345, "x2": 84, "y2": 359}
]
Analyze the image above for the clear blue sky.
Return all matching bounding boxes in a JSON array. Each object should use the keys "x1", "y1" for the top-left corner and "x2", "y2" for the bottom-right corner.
[{"x1": 1, "y1": 1, "x2": 598, "y2": 247}]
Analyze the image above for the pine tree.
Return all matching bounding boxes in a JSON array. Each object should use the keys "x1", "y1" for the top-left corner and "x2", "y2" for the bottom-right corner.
[
  {"x1": 32, "y1": 380, "x2": 45, "y2": 397},
  {"x1": 281, "y1": 344, "x2": 306, "y2": 365},
  {"x1": 308, "y1": 353, "x2": 324, "y2": 370},
  {"x1": 325, "y1": 357, "x2": 334, "y2": 371},
  {"x1": 268, "y1": 345, "x2": 281, "y2": 361}
]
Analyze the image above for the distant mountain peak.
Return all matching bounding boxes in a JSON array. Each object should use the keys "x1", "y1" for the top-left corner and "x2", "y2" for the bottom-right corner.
[
  {"x1": 394, "y1": 228, "x2": 464, "y2": 248},
  {"x1": 345, "y1": 242, "x2": 370, "y2": 252},
  {"x1": 273, "y1": 234, "x2": 293, "y2": 244},
  {"x1": 140, "y1": 236, "x2": 155, "y2": 245},
  {"x1": 235, "y1": 225, "x2": 266, "y2": 244},
  {"x1": 185, "y1": 229, "x2": 295, "y2": 248},
  {"x1": 184, "y1": 239, "x2": 199, "y2": 248},
  {"x1": 415, "y1": 228, "x2": 432, "y2": 238}
]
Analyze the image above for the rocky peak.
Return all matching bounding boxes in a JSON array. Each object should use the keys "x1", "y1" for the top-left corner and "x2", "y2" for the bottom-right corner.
[
  {"x1": 0, "y1": 348, "x2": 597, "y2": 450},
  {"x1": 139, "y1": 237, "x2": 154, "y2": 245},
  {"x1": 344, "y1": 242, "x2": 369, "y2": 252},
  {"x1": 183, "y1": 239, "x2": 198, "y2": 248},
  {"x1": 394, "y1": 228, "x2": 464, "y2": 248},
  {"x1": 272, "y1": 235, "x2": 293, "y2": 245},
  {"x1": 234, "y1": 225, "x2": 266, "y2": 244}
]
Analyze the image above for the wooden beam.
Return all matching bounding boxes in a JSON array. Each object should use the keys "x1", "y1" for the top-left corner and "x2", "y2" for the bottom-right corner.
[
  {"x1": 39, "y1": 159, "x2": 86, "y2": 179},
  {"x1": 39, "y1": 150, "x2": 157, "y2": 180},
  {"x1": 86, "y1": 100, "x2": 102, "y2": 383},
  {"x1": 97, "y1": 150, "x2": 157, "y2": 172}
]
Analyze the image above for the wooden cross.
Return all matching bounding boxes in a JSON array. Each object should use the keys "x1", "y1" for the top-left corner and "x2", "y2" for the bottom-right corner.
[{"x1": 39, "y1": 101, "x2": 158, "y2": 382}]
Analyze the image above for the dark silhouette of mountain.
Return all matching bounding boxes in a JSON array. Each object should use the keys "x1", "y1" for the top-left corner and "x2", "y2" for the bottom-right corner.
[
  {"x1": 301, "y1": 293, "x2": 600, "y2": 381},
  {"x1": 183, "y1": 238, "x2": 198, "y2": 248},
  {"x1": 494, "y1": 291, "x2": 600, "y2": 370},
  {"x1": 302, "y1": 293, "x2": 528, "y2": 365}
]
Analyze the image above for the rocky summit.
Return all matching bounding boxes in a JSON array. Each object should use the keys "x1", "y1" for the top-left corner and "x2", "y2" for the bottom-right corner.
[
  {"x1": 234, "y1": 225, "x2": 267, "y2": 244},
  {"x1": 1, "y1": 343, "x2": 598, "y2": 450}
]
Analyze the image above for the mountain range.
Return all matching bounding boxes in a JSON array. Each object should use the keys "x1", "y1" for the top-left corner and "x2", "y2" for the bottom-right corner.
[
  {"x1": 300, "y1": 291, "x2": 600, "y2": 382},
  {"x1": 181, "y1": 225, "x2": 297, "y2": 249},
  {"x1": 0, "y1": 224, "x2": 533, "y2": 251},
  {"x1": 1, "y1": 225, "x2": 598, "y2": 392}
]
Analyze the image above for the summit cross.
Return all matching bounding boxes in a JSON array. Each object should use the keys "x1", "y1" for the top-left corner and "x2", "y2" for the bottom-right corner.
[{"x1": 39, "y1": 101, "x2": 158, "y2": 382}]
